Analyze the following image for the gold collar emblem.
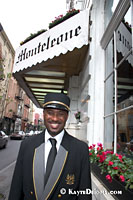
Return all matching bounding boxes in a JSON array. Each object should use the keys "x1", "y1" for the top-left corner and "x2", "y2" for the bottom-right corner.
[{"x1": 66, "y1": 174, "x2": 75, "y2": 185}]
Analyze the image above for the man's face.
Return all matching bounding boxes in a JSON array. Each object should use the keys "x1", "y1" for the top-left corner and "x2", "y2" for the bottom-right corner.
[{"x1": 43, "y1": 108, "x2": 68, "y2": 136}]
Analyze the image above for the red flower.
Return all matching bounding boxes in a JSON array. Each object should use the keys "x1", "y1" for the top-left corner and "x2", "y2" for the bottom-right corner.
[
  {"x1": 106, "y1": 175, "x2": 112, "y2": 183},
  {"x1": 89, "y1": 153, "x2": 92, "y2": 156},
  {"x1": 92, "y1": 144, "x2": 96, "y2": 148},
  {"x1": 116, "y1": 154, "x2": 123, "y2": 162},
  {"x1": 97, "y1": 143, "x2": 102, "y2": 147},
  {"x1": 116, "y1": 153, "x2": 122, "y2": 159},
  {"x1": 99, "y1": 155, "x2": 106, "y2": 163},
  {"x1": 106, "y1": 150, "x2": 110, "y2": 154},
  {"x1": 97, "y1": 147, "x2": 100, "y2": 151},
  {"x1": 113, "y1": 166, "x2": 118, "y2": 170},
  {"x1": 102, "y1": 151, "x2": 107, "y2": 156},
  {"x1": 106, "y1": 150, "x2": 113, "y2": 154},
  {"x1": 108, "y1": 161, "x2": 114, "y2": 166},
  {"x1": 89, "y1": 146, "x2": 93, "y2": 150},
  {"x1": 118, "y1": 155, "x2": 123, "y2": 160},
  {"x1": 120, "y1": 175, "x2": 125, "y2": 182}
]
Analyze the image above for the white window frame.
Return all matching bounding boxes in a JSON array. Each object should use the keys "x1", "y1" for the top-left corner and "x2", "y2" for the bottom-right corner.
[{"x1": 101, "y1": 0, "x2": 132, "y2": 153}]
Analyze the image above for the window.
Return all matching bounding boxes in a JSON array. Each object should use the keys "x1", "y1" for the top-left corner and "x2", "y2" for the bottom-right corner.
[{"x1": 104, "y1": 2, "x2": 132, "y2": 156}]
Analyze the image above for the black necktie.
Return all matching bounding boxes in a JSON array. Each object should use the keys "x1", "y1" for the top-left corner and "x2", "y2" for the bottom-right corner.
[{"x1": 45, "y1": 138, "x2": 57, "y2": 185}]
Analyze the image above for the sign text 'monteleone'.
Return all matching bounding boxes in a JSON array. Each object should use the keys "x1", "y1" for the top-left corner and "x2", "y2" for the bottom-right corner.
[{"x1": 16, "y1": 26, "x2": 81, "y2": 64}]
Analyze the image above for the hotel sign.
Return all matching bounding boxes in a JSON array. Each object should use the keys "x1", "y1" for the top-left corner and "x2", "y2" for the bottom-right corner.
[{"x1": 13, "y1": 10, "x2": 89, "y2": 73}]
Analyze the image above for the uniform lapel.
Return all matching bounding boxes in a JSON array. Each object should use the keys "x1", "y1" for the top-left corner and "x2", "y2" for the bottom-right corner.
[
  {"x1": 32, "y1": 130, "x2": 69, "y2": 200},
  {"x1": 41, "y1": 144, "x2": 68, "y2": 200},
  {"x1": 33, "y1": 142, "x2": 45, "y2": 200}
]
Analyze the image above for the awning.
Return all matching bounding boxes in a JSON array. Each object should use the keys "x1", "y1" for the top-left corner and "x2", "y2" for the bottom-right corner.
[{"x1": 13, "y1": 10, "x2": 89, "y2": 108}]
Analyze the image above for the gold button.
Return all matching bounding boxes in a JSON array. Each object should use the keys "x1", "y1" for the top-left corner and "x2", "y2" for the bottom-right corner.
[
  {"x1": 58, "y1": 194, "x2": 62, "y2": 198},
  {"x1": 30, "y1": 191, "x2": 33, "y2": 195}
]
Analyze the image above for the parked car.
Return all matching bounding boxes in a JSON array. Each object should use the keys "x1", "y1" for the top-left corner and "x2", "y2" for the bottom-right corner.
[
  {"x1": 25, "y1": 130, "x2": 34, "y2": 138},
  {"x1": 0, "y1": 131, "x2": 8, "y2": 149},
  {"x1": 34, "y1": 130, "x2": 41, "y2": 134},
  {"x1": 19, "y1": 131, "x2": 26, "y2": 139},
  {"x1": 10, "y1": 131, "x2": 25, "y2": 140}
]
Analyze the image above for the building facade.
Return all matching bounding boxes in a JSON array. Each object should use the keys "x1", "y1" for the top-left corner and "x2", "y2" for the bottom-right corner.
[
  {"x1": 0, "y1": 23, "x2": 34, "y2": 134},
  {"x1": 34, "y1": 110, "x2": 44, "y2": 131},
  {"x1": 0, "y1": 23, "x2": 15, "y2": 133},
  {"x1": 4, "y1": 78, "x2": 34, "y2": 134},
  {"x1": 66, "y1": 0, "x2": 133, "y2": 156}
]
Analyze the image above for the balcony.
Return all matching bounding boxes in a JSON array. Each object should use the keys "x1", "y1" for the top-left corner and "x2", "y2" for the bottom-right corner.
[
  {"x1": 15, "y1": 95, "x2": 23, "y2": 101},
  {"x1": 23, "y1": 118, "x2": 28, "y2": 122},
  {"x1": 24, "y1": 103, "x2": 30, "y2": 108},
  {"x1": 13, "y1": 113, "x2": 22, "y2": 119}
]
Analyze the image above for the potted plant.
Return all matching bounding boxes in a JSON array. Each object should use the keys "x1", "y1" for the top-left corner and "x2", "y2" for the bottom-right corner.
[
  {"x1": 89, "y1": 143, "x2": 133, "y2": 199},
  {"x1": 74, "y1": 111, "x2": 81, "y2": 123}
]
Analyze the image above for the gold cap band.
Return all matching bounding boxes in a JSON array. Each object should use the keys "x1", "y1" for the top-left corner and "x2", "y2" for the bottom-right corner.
[{"x1": 43, "y1": 101, "x2": 70, "y2": 111}]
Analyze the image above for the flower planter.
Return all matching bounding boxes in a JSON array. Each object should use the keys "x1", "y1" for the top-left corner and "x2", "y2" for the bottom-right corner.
[
  {"x1": 20, "y1": 29, "x2": 47, "y2": 45},
  {"x1": 91, "y1": 163, "x2": 133, "y2": 200},
  {"x1": 49, "y1": 10, "x2": 80, "y2": 29}
]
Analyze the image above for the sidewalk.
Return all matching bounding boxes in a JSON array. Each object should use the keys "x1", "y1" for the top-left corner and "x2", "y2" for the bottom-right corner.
[
  {"x1": 0, "y1": 162, "x2": 15, "y2": 200},
  {"x1": 91, "y1": 173, "x2": 115, "y2": 200}
]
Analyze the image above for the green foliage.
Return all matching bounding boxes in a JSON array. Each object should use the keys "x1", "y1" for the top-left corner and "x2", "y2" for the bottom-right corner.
[
  {"x1": 0, "y1": 58, "x2": 4, "y2": 65},
  {"x1": 20, "y1": 29, "x2": 47, "y2": 45},
  {"x1": 7, "y1": 73, "x2": 12, "y2": 78},
  {"x1": 0, "y1": 64, "x2": 4, "y2": 80},
  {"x1": 0, "y1": 73, "x2": 5, "y2": 80}
]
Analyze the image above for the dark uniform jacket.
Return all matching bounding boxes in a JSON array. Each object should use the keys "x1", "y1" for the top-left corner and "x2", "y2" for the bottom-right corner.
[{"x1": 8, "y1": 130, "x2": 92, "y2": 200}]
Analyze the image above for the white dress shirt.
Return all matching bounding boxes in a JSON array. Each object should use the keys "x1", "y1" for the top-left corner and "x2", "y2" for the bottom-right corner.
[{"x1": 44, "y1": 129, "x2": 64, "y2": 169}]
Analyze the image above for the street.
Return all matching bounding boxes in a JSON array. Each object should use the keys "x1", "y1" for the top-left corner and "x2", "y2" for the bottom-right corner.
[{"x1": 0, "y1": 139, "x2": 21, "y2": 200}]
